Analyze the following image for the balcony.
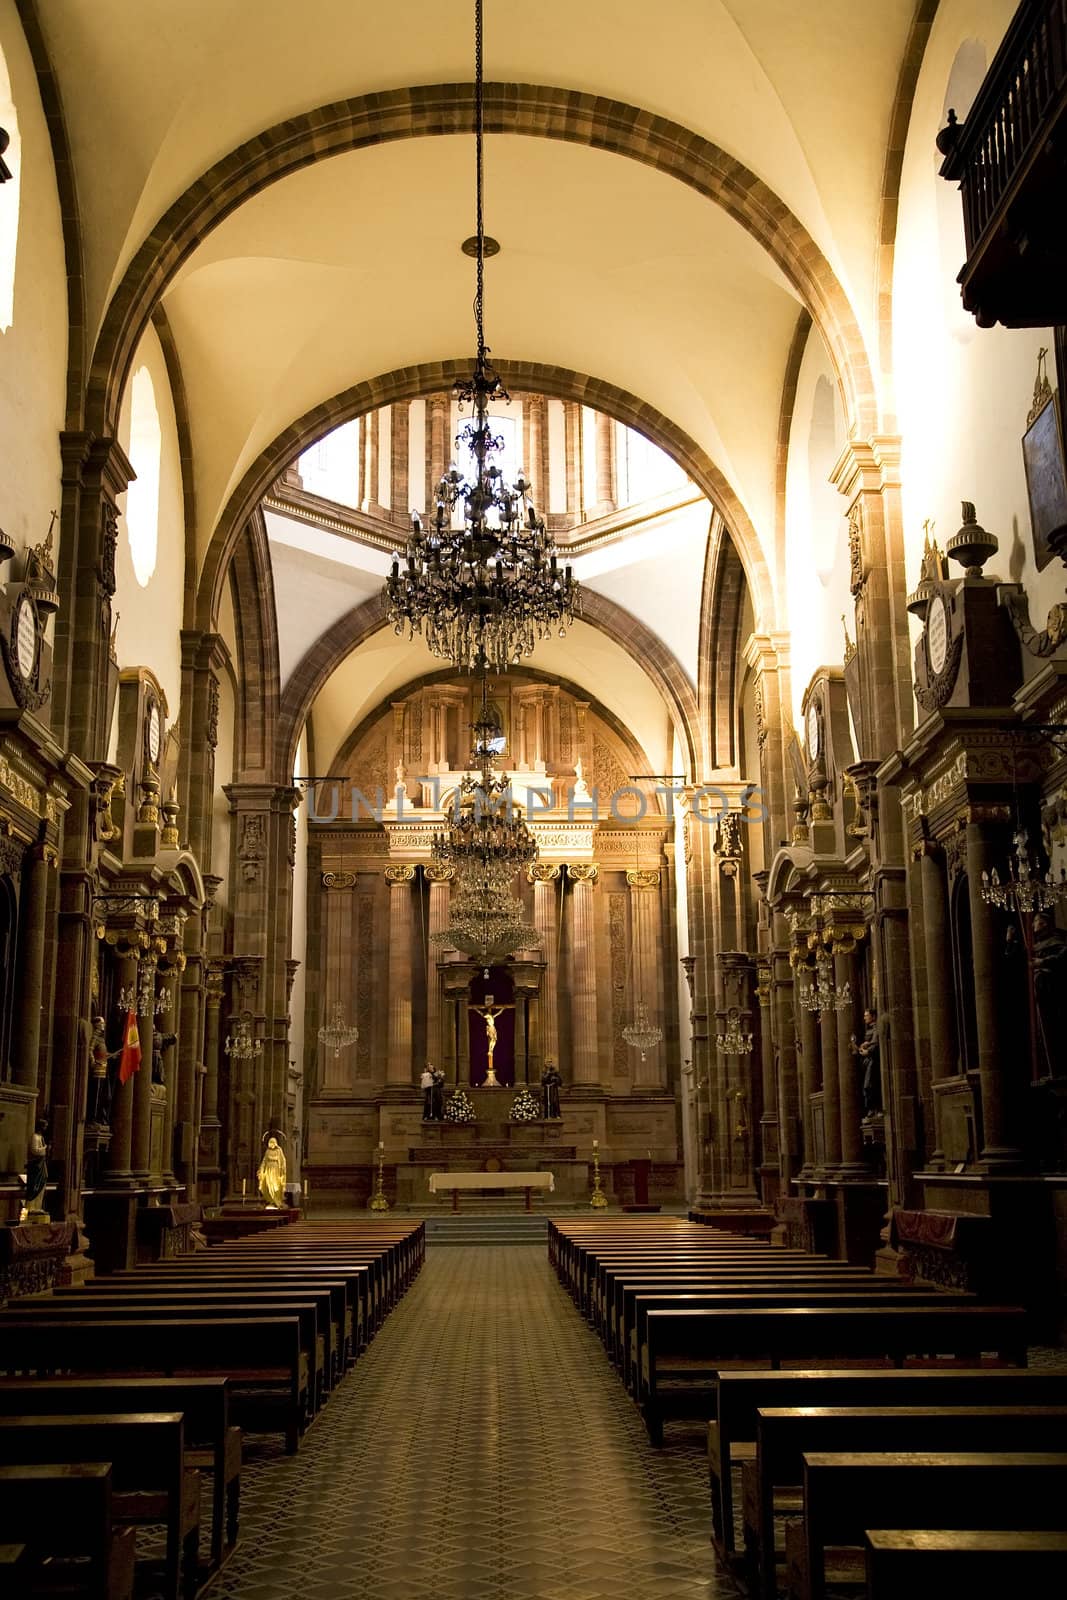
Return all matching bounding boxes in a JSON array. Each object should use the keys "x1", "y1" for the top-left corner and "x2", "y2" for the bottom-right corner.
[{"x1": 939, "y1": 0, "x2": 1067, "y2": 327}]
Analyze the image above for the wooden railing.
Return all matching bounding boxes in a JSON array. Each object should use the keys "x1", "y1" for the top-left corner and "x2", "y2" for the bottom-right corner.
[{"x1": 940, "y1": 0, "x2": 1067, "y2": 254}]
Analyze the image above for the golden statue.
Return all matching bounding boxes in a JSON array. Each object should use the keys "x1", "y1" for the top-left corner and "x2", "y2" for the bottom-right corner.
[
  {"x1": 257, "y1": 1132, "x2": 287, "y2": 1208},
  {"x1": 470, "y1": 994, "x2": 514, "y2": 1087}
]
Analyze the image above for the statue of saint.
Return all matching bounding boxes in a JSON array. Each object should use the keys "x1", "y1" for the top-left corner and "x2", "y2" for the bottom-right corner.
[
  {"x1": 88, "y1": 1015, "x2": 120, "y2": 1128},
  {"x1": 257, "y1": 1133, "x2": 287, "y2": 1208},
  {"x1": 471, "y1": 994, "x2": 514, "y2": 1087},
  {"x1": 420, "y1": 1064, "x2": 434, "y2": 1120},
  {"x1": 151, "y1": 1031, "x2": 178, "y2": 1088},
  {"x1": 541, "y1": 1061, "x2": 562, "y2": 1119},
  {"x1": 431, "y1": 1067, "x2": 446, "y2": 1121},
  {"x1": 20, "y1": 1119, "x2": 49, "y2": 1221},
  {"x1": 850, "y1": 1007, "x2": 881, "y2": 1118}
]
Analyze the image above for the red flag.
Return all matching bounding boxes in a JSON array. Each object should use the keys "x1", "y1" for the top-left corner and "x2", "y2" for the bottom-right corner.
[{"x1": 118, "y1": 1010, "x2": 141, "y2": 1085}]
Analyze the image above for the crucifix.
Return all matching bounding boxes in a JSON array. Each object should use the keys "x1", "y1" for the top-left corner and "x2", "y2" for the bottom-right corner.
[{"x1": 470, "y1": 993, "x2": 515, "y2": 1087}]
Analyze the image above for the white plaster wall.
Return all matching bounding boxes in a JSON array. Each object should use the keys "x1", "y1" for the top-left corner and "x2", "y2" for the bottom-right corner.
[
  {"x1": 114, "y1": 323, "x2": 185, "y2": 720},
  {"x1": 783, "y1": 326, "x2": 850, "y2": 729},
  {"x1": 0, "y1": 1, "x2": 67, "y2": 560},
  {"x1": 894, "y1": 0, "x2": 1059, "y2": 622}
]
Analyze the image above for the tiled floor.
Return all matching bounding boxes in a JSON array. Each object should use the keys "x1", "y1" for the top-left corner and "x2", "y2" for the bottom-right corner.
[{"x1": 211, "y1": 1246, "x2": 743, "y2": 1600}]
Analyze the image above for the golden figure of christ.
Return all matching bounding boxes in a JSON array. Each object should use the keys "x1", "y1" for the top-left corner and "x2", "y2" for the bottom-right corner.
[{"x1": 470, "y1": 994, "x2": 515, "y2": 1087}]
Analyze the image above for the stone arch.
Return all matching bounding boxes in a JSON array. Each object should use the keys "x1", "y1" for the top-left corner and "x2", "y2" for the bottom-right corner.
[
  {"x1": 200, "y1": 356, "x2": 775, "y2": 645},
  {"x1": 271, "y1": 589, "x2": 700, "y2": 790},
  {"x1": 87, "y1": 81, "x2": 880, "y2": 454},
  {"x1": 228, "y1": 508, "x2": 280, "y2": 782}
]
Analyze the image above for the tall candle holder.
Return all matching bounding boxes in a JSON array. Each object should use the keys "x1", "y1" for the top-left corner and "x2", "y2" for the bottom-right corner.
[
  {"x1": 589, "y1": 1138, "x2": 608, "y2": 1209},
  {"x1": 369, "y1": 1141, "x2": 390, "y2": 1212}
]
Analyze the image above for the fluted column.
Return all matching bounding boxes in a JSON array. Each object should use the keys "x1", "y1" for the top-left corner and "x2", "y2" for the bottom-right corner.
[
  {"x1": 426, "y1": 393, "x2": 449, "y2": 511},
  {"x1": 385, "y1": 865, "x2": 416, "y2": 1086},
  {"x1": 594, "y1": 410, "x2": 616, "y2": 514},
  {"x1": 390, "y1": 402, "x2": 410, "y2": 518},
  {"x1": 424, "y1": 865, "x2": 453, "y2": 1067},
  {"x1": 567, "y1": 863, "x2": 600, "y2": 1086},
  {"x1": 817, "y1": 967, "x2": 842, "y2": 1169},
  {"x1": 627, "y1": 868, "x2": 665, "y2": 1088},
  {"x1": 157, "y1": 953, "x2": 181, "y2": 1183},
  {"x1": 563, "y1": 402, "x2": 582, "y2": 521},
  {"x1": 835, "y1": 949, "x2": 864, "y2": 1170},
  {"x1": 12, "y1": 842, "x2": 54, "y2": 1090},
  {"x1": 131, "y1": 953, "x2": 157, "y2": 1179},
  {"x1": 530, "y1": 864, "x2": 560, "y2": 1065},
  {"x1": 200, "y1": 963, "x2": 225, "y2": 1204},
  {"x1": 105, "y1": 941, "x2": 141, "y2": 1181},
  {"x1": 966, "y1": 821, "x2": 1021, "y2": 1164},
  {"x1": 526, "y1": 393, "x2": 550, "y2": 512},
  {"x1": 796, "y1": 984, "x2": 819, "y2": 1174}
]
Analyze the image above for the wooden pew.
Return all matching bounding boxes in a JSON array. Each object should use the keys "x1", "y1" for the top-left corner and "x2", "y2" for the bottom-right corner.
[
  {"x1": 791, "y1": 1452, "x2": 1067, "y2": 1600},
  {"x1": 0, "y1": 1542, "x2": 29, "y2": 1600},
  {"x1": 640, "y1": 1304, "x2": 1028, "y2": 1444},
  {"x1": 0, "y1": 1462, "x2": 136, "y2": 1600},
  {"x1": 707, "y1": 1367, "x2": 1067, "y2": 1560},
  {"x1": 0, "y1": 1413, "x2": 198, "y2": 1600},
  {"x1": 863, "y1": 1529, "x2": 1067, "y2": 1599},
  {"x1": 747, "y1": 1405, "x2": 1067, "y2": 1599},
  {"x1": 0, "y1": 1377, "x2": 238, "y2": 1572},
  {"x1": 0, "y1": 1318, "x2": 308, "y2": 1452}
]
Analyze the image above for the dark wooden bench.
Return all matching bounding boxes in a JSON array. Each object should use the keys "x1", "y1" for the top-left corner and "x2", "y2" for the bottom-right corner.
[
  {"x1": 0, "y1": 1317, "x2": 307, "y2": 1452},
  {"x1": 0, "y1": 1376, "x2": 238, "y2": 1573},
  {"x1": 707, "y1": 1367, "x2": 1067, "y2": 1560},
  {"x1": 791, "y1": 1452, "x2": 1067, "y2": 1600},
  {"x1": 0, "y1": 1461, "x2": 136, "y2": 1600},
  {"x1": 0, "y1": 1542, "x2": 30, "y2": 1600},
  {"x1": 863, "y1": 1528, "x2": 1067, "y2": 1599},
  {"x1": 640, "y1": 1305, "x2": 1028, "y2": 1444},
  {"x1": 0, "y1": 1413, "x2": 197, "y2": 1600},
  {"x1": 747, "y1": 1405, "x2": 1067, "y2": 1599}
]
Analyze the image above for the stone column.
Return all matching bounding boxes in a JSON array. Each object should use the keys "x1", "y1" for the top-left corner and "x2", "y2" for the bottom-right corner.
[
  {"x1": 322, "y1": 880, "x2": 354, "y2": 1092},
  {"x1": 627, "y1": 868, "x2": 665, "y2": 1088},
  {"x1": 755, "y1": 956, "x2": 778, "y2": 1199},
  {"x1": 835, "y1": 949, "x2": 865, "y2": 1171},
  {"x1": 817, "y1": 953, "x2": 842, "y2": 1169},
  {"x1": 563, "y1": 403, "x2": 582, "y2": 522},
  {"x1": 200, "y1": 962, "x2": 225, "y2": 1205},
  {"x1": 178, "y1": 631, "x2": 228, "y2": 866},
  {"x1": 918, "y1": 843, "x2": 958, "y2": 1146},
  {"x1": 104, "y1": 941, "x2": 141, "y2": 1181},
  {"x1": 966, "y1": 820, "x2": 1021, "y2": 1165},
  {"x1": 175, "y1": 902, "x2": 207, "y2": 1198},
  {"x1": 530, "y1": 864, "x2": 560, "y2": 1066},
  {"x1": 385, "y1": 865, "x2": 416, "y2": 1086},
  {"x1": 426, "y1": 393, "x2": 449, "y2": 511},
  {"x1": 131, "y1": 952, "x2": 157, "y2": 1180},
  {"x1": 796, "y1": 982, "x2": 819, "y2": 1174},
  {"x1": 365, "y1": 410, "x2": 381, "y2": 514},
  {"x1": 567, "y1": 863, "x2": 599, "y2": 1086},
  {"x1": 525, "y1": 393, "x2": 550, "y2": 512},
  {"x1": 157, "y1": 953, "x2": 181, "y2": 1183},
  {"x1": 424, "y1": 865, "x2": 453, "y2": 1067},
  {"x1": 12, "y1": 841, "x2": 54, "y2": 1091},
  {"x1": 772, "y1": 936, "x2": 799, "y2": 1190},
  {"x1": 390, "y1": 402, "x2": 410, "y2": 520},
  {"x1": 594, "y1": 410, "x2": 616, "y2": 515}
]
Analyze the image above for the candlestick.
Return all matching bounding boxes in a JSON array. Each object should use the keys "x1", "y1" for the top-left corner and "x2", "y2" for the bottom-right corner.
[
  {"x1": 589, "y1": 1140, "x2": 607, "y2": 1209},
  {"x1": 241, "y1": 1178, "x2": 247, "y2": 1199},
  {"x1": 370, "y1": 1140, "x2": 390, "y2": 1212}
]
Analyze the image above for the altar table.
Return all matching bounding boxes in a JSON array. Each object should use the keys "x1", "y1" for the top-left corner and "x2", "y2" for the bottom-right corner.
[{"x1": 428, "y1": 1170, "x2": 555, "y2": 1212}]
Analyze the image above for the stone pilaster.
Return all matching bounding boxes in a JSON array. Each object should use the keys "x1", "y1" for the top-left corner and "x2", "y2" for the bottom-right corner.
[
  {"x1": 594, "y1": 409, "x2": 616, "y2": 515},
  {"x1": 567, "y1": 863, "x2": 599, "y2": 1086},
  {"x1": 530, "y1": 863, "x2": 561, "y2": 1066},
  {"x1": 426, "y1": 393, "x2": 449, "y2": 511},
  {"x1": 627, "y1": 868, "x2": 665, "y2": 1089},
  {"x1": 385, "y1": 864, "x2": 416, "y2": 1086},
  {"x1": 424, "y1": 865, "x2": 453, "y2": 1068},
  {"x1": 390, "y1": 401, "x2": 410, "y2": 521},
  {"x1": 178, "y1": 631, "x2": 229, "y2": 866}
]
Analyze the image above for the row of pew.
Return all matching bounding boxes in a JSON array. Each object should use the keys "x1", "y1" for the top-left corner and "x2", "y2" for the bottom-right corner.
[
  {"x1": 0, "y1": 1218, "x2": 424, "y2": 1600},
  {"x1": 549, "y1": 1216, "x2": 1067, "y2": 1599}
]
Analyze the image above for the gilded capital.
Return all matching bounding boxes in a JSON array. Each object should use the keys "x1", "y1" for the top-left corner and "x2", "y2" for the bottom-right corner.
[
  {"x1": 322, "y1": 870, "x2": 357, "y2": 889},
  {"x1": 626, "y1": 868, "x2": 660, "y2": 889},
  {"x1": 527, "y1": 862, "x2": 561, "y2": 884},
  {"x1": 423, "y1": 863, "x2": 455, "y2": 883},
  {"x1": 385, "y1": 863, "x2": 416, "y2": 885},
  {"x1": 567, "y1": 862, "x2": 599, "y2": 885}
]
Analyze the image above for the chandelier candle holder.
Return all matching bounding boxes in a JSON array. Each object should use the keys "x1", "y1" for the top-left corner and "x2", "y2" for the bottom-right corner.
[
  {"x1": 716, "y1": 1008, "x2": 754, "y2": 1055},
  {"x1": 224, "y1": 1011, "x2": 262, "y2": 1063},
  {"x1": 622, "y1": 1000, "x2": 664, "y2": 1062},
  {"x1": 317, "y1": 1002, "x2": 359, "y2": 1058},
  {"x1": 369, "y1": 1140, "x2": 390, "y2": 1212},
  {"x1": 799, "y1": 951, "x2": 850, "y2": 1015},
  {"x1": 383, "y1": 0, "x2": 579, "y2": 673},
  {"x1": 981, "y1": 828, "x2": 1067, "y2": 914},
  {"x1": 589, "y1": 1138, "x2": 608, "y2": 1209}
]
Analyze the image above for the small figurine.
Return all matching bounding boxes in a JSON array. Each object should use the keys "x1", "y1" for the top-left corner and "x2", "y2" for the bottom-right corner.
[
  {"x1": 431, "y1": 1066, "x2": 446, "y2": 1121},
  {"x1": 541, "y1": 1060, "x2": 562, "y2": 1119},
  {"x1": 257, "y1": 1132, "x2": 287, "y2": 1208},
  {"x1": 88, "y1": 1015, "x2": 121, "y2": 1127},
  {"x1": 420, "y1": 1063, "x2": 435, "y2": 1120},
  {"x1": 19, "y1": 1119, "x2": 49, "y2": 1221}
]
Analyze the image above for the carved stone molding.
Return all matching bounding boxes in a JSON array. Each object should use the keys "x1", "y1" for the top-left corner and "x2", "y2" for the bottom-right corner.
[
  {"x1": 527, "y1": 861, "x2": 561, "y2": 884},
  {"x1": 625, "y1": 868, "x2": 661, "y2": 889},
  {"x1": 384, "y1": 863, "x2": 416, "y2": 885},
  {"x1": 322, "y1": 871, "x2": 357, "y2": 889},
  {"x1": 423, "y1": 863, "x2": 455, "y2": 883},
  {"x1": 567, "y1": 862, "x2": 599, "y2": 884}
]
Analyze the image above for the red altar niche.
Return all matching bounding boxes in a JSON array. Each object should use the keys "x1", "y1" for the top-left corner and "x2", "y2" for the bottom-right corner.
[{"x1": 468, "y1": 967, "x2": 516, "y2": 1087}]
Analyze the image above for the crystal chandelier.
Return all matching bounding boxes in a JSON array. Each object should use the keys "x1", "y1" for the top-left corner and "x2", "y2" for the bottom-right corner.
[
  {"x1": 317, "y1": 1002, "x2": 359, "y2": 1058},
  {"x1": 118, "y1": 970, "x2": 168, "y2": 1019},
  {"x1": 799, "y1": 950, "x2": 851, "y2": 1015},
  {"x1": 383, "y1": 0, "x2": 580, "y2": 674},
  {"x1": 621, "y1": 1000, "x2": 663, "y2": 1062},
  {"x1": 981, "y1": 828, "x2": 1067, "y2": 914},
  {"x1": 431, "y1": 678, "x2": 538, "y2": 878},
  {"x1": 716, "y1": 1007, "x2": 754, "y2": 1054},
  {"x1": 224, "y1": 1011, "x2": 262, "y2": 1062},
  {"x1": 431, "y1": 867, "x2": 540, "y2": 964}
]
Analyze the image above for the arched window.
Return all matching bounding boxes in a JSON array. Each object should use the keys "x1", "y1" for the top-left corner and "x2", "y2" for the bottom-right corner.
[
  {"x1": 0, "y1": 47, "x2": 22, "y2": 333},
  {"x1": 125, "y1": 365, "x2": 162, "y2": 586}
]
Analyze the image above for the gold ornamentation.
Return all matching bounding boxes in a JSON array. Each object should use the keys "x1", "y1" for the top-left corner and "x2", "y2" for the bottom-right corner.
[
  {"x1": 0, "y1": 754, "x2": 42, "y2": 816},
  {"x1": 423, "y1": 863, "x2": 456, "y2": 882},
  {"x1": 322, "y1": 871, "x2": 357, "y2": 889},
  {"x1": 589, "y1": 1140, "x2": 608, "y2": 1209},
  {"x1": 527, "y1": 861, "x2": 561, "y2": 884},
  {"x1": 567, "y1": 862, "x2": 599, "y2": 884},
  {"x1": 625, "y1": 868, "x2": 660, "y2": 889},
  {"x1": 384, "y1": 863, "x2": 416, "y2": 884}
]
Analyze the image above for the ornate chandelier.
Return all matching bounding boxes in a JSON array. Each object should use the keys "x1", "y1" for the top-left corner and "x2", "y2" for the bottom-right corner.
[
  {"x1": 798, "y1": 949, "x2": 851, "y2": 1015},
  {"x1": 317, "y1": 1002, "x2": 359, "y2": 1058},
  {"x1": 715, "y1": 1008, "x2": 754, "y2": 1055},
  {"x1": 430, "y1": 869, "x2": 540, "y2": 963},
  {"x1": 383, "y1": 0, "x2": 580, "y2": 673},
  {"x1": 981, "y1": 828, "x2": 1067, "y2": 915},
  {"x1": 622, "y1": 1001, "x2": 663, "y2": 1062},
  {"x1": 224, "y1": 1011, "x2": 262, "y2": 1063},
  {"x1": 431, "y1": 679, "x2": 538, "y2": 880}
]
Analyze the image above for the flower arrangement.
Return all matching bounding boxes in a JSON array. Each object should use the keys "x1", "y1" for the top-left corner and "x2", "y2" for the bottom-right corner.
[
  {"x1": 509, "y1": 1086, "x2": 541, "y2": 1122},
  {"x1": 444, "y1": 1088, "x2": 476, "y2": 1123}
]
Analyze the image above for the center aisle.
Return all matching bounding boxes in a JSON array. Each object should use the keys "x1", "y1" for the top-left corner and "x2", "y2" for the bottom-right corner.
[{"x1": 213, "y1": 1244, "x2": 743, "y2": 1600}]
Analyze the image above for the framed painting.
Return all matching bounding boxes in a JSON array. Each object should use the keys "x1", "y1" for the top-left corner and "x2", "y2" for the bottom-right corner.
[{"x1": 1023, "y1": 387, "x2": 1067, "y2": 571}]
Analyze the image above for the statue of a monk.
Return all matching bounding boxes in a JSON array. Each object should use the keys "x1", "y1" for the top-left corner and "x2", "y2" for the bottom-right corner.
[{"x1": 257, "y1": 1134, "x2": 287, "y2": 1208}]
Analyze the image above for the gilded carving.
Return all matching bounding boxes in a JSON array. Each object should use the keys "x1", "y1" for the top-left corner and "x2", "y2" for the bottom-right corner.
[
  {"x1": 384, "y1": 863, "x2": 416, "y2": 885},
  {"x1": 566, "y1": 862, "x2": 599, "y2": 885},
  {"x1": 322, "y1": 871, "x2": 357, "y2": 889},
  {"x1": 0, "y1": 755, "x2": 43, "y2": 816},
  {"x1": 527, "y1": 861, "x2": 561, "y2": 884},
  {"x1": 626, "y1": 868, "x2": 661, "y2": 889}
]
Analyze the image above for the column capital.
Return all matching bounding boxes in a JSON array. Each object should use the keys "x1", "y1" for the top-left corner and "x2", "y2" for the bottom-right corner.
[
  {"x1": 625, "y1": 868, "x2": 661, "y2": 889},
  {"x1": 424, "y1": 863, "x2": 455, "y2": 883},
  {"x1": 322, "y1": 870, "x2": 357, "y2": 889},
  {"x1": 528, "y1": 861, "x2": 561, "y2": 884},
  {"x1": 385, "y1": 863, "x2": 416, "y2": 885},
  {"x1": 567, "y1": 862, "x2": 598, "y2": 884}
]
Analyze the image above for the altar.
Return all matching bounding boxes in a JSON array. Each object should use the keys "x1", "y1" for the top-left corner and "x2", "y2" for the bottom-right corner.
[{"x1": 428, "y1": 1170, "x2": 555, "y2": 1211}]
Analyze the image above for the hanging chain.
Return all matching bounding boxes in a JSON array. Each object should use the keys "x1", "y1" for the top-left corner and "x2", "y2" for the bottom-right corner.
[{"x1": 473, "y1": 0, "x2": 486, "y2": 367}]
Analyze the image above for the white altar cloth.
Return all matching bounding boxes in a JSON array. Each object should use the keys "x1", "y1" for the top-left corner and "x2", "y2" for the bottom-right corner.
[{"x1": 429, "y1": 1170, "x2": 554, "y2": 1193}]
